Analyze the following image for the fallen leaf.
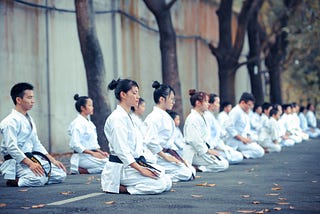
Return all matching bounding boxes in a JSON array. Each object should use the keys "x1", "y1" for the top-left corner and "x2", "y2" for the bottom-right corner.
[
  {"x1": 278, "y1": 197, "x2": 287, "y2": 201},
  {"x1": 273, "y1": 183, "x2": 279, "y2": 186},
  {"x1": 196, "y1": 182, "x2": 207, "y2": 186},
  {"x1": 277, "y1": 202, "x2": 290, "y2": 205},
  {"x1": 191, "y1": 194, "x2": 203, "y2": 198},
  {"x1": 170, "y1": 189, "x2": 176, "y2": 192},
  {"x1": 236, "y1": 209, "x2": 256, "y2": 213},
  {"x1": 312, "y1": 180, "x2": 317, "y2": 183},
  {"x1": 255, "y1": 210, "x2": 264, "y2": 214},
  {"x1": 241, "y1": 195, "x2": 251, "y2": 198},
  {"x1": 265, "y1": 193, "x2": 279, "y2": 196},
  {"x1": 238, "y1": 181, "x2": 244, "y2": 185},
  {"x1": 31, "y1": 204, "x2": 46, "y2": 209},
  {"x1": 216, "y1": 212, "x2": 231, "y2": 214},
  {"x1": 289, "y1": 206, "x2": 295, "y2": 210},
  {"x1": 19, "y1": 189, "x2": 29, "y2": 192},
  {"x1": 271, "y1": 187, "x2": 281, "y2": 191},
  {"x1": 273, "y1": 207, "x2": 281, "y2": 211},
  {"x1": 0, "y1": 203, "x2": 7, "y2": 207},
  {"x1": 21, "y1": 206, "x2": 30, "y2": 210},
  {"x1": 104, "y1": 201, "x2": 115, "y2": 205},
  {"x1": 86, "y1": 182, "x2": 91, "y2": 185},
  {"x1": 195, "y1": 175, "x2": 201, "y2": 178},
  {"x1": 207, "y1": 183, "x2": 216, "y2": 187},
  {"x1": 60, "y1": 191, "x2": 74, "y2": 195},
  {"x1": 252, "y1": 201, "x2": 260, "y2": 204}
]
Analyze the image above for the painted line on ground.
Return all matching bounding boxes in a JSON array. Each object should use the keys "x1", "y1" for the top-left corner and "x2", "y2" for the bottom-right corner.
[{"x1": 47, "y1": 192, "x2": 105, "y2": 206}]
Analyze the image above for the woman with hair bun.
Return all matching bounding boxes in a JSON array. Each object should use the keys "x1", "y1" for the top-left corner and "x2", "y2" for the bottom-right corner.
[
  {"x1": 183, "y1": 89, "x2": 229, "y2": 172},
  {"x1": 68, "y1": 94, "x2": 109, "y2": 174},
  {"x1": 101, "y1": 79, "x2": 172, "y2": 194},
  {"x1": 144, "y1": 81, "x2": 195, "y2": 182}
]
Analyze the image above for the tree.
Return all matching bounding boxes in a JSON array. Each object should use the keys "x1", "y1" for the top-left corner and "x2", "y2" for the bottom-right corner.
[
  {"x1": 209, "y1": 0, "x2": 261, "y2": 104},
  {"x1": 75, "y1": 0, "x2": 111, "y2": 151},
  {"x1": 142, "y1": 0, "x2": 183, "y2": 121},
  {"x1": 247, "y1": 0, "x2": 265, "y2": 105}
]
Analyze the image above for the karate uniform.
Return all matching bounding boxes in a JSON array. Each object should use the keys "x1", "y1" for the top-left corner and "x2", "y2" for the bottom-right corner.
[
  {"x1": 183, "y1": 109, "x2": 229, "y2": 172},
  {"x1": 68, "y1": 114, "x2": 108, "y2": 174},
  {"x1": 217, "y1": 111, "x2": 232, "y2": 141},
  {"x1": 306, "y1": 110, "x2": 320, "y2": 137},
  {"x1": 101, "y1": 105, "x2": 172, "y2": 194},
  {"x1": 299, "y1": 112, "x2": 320, "y2": 138},
  {"x1": 258, "y1": 117, "x2": 282, "y2": 153},
  {"x1": 0, "y1": 109, "x2": 66, "y2": 187},
  {"x1": 225, "y1": 105, "x2": 265, "y2": 159},
  {"x1": 280, "y1": 113, "x2": 303, "y2": 143},
  {"x1": 205, "y1": 111, "x2": 243, "y2": 164},
  {"x1": 144, "y1": 106, "x2": 194, "y2": 182}
]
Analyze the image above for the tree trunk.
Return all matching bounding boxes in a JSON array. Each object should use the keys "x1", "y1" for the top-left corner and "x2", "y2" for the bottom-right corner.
[
  {"x1": 247, "y1": 0, "x2": 264, "y2": 105},
  {"x1": 75, "y1": 0, "x2": 111, "y2": 151},
  {"x1": 209, "y1": 0, "x2": 259, "y2": 104},
  {"x1": 143, "y1": 0, "x2": 183, "y2": 123}
]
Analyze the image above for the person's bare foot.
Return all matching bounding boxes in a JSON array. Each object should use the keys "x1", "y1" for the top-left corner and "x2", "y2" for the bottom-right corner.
[
  {"x1": 78, "y1": 167, "x2": 89, "y2": 174},
  {"x1": 6, "y1": 178, "x2": 19, "y2": 187},
  {"x1": 119, "y1": 185, "x2": 128, "y2": 194}
]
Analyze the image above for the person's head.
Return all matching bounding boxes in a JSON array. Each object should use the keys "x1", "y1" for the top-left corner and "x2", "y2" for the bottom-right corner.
[
  {"x1": 131, "y1": 98, "x2": 146, "y2": 116},
  {"x1": 167, "y1": 110, "x2": 180, "y2": 127},
  {"x1": 208, "y1": 93, "x2": 220, "y2": 112},
  {"x1": 238, "y1": 92, "x2": 255, "y2": 113},
  {"x1": 273, "y1": 103, "x2": 283, "y2": 115},
  {"x1": 108, "y1": 78, "x2": 140, "y2": 110},
  {"x1": 282, "y1": 104, "x2": 292, "y2": 114},
  {"x1": 262, "y1": 102, "x2": 272, "y2": 116},
  {"x1": 299, "y1": 105, "x2": 306, "y2": 114},
  {"x1": 253, "y1": 104, "x2": 262, "y2": 115},
  {"x1": 189, "y1": 89, "x2": 209, "y2": 113},
  {"x1": 221, "y1": 101, "x2": 232, "y2": 113},
  {"x1": 152, "y1": 81, "x2": 175, "y2": 110},
  {"x1": 10, "y1": 82, "x2": 35, "y2": 113},
  {"x1": 306, "y1": 103, "x2": 314, "y2": 111},
  {"x1": 270, "y1": 108, "x2": 280, "y2": 120},
  {"x1": 291, "y1": 102, "x2": 299, "y2": 113},
  {"x1": 73, "y1": 94, "x2": 93, "y2": 116}
]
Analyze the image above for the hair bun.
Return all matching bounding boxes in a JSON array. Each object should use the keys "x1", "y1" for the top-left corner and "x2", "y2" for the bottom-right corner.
[
  {"x1": 189, "y1": 89, "x2": 196, "y2": 96},
  {"x1": 108, "y1": 79, "x2": 120, "y2": 90},
  {"x1": 152, "y1": 80, "x2": 160, "y2": 89},
  {"x1": 74, "y1": 94, "x2": 80, "y2": 101}
]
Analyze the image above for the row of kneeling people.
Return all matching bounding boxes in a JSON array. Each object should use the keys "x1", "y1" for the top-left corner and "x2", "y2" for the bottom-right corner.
[{"x1": 1, "y1": 80, "x2": 319, "y2": 194}]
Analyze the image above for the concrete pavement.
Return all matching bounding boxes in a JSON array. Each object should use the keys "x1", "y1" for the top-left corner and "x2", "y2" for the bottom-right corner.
[{"x1": 0, "y1": 138, "x2": 319, "y2": 214}]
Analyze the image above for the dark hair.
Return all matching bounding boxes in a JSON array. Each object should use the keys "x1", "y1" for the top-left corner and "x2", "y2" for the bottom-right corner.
[
  {"x1": 208, "y1": 93, "x2": 218, "y2": 104},
  {"x1": 282, "y1": 104, "x2": 292, "y2": 111},
  {"x1": 167, "y1": 110, "x2": 179, "y2": 120},
  {"x1": 74, "y1": 94, "x2": 90, "y2": 113},
  {"x1": 108, "y1": 78, "x2": 139, "y2": 101},
  {"x1": 188, "y1": 89, "x2": 207, "y2": 107},
  {"x1": 253, "y1": 104, "x2": 262, "y2": 112},
  {"x1": 269, "y1": 108, "x2": 279, "y2": 117},
  {"x1": 306, "y1": 103, "x2": 312, "y2": 110},
  {"x1": 299, "y1": 105, "x2": 305, "y2": 113},
  {"x1": 152, "y1": 81, "x2": 175, "y2": 104},
  {"x1": 262, "y1": 102, "x2": 272, "y2": 112},
  {"x1": 10, "y1": 82, "x2": 34, "y2": 105},
  {"x1": 239, "y1": 92, "x2": 255, "y2": 103},
  {"x1": 220, "y1": 101, "x2": 232, "y2": 112},
  {"x1": 131, "y1": 97, "x2": 145, "y2": 112}
]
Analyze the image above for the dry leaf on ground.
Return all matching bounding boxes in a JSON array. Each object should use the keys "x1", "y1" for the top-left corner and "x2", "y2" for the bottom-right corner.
[
  {"x1": 289, "y1": 206, "x2": 295, "y2": 209},
  {"x1": 0, "y1": 203, "x2": 7, "y2": 207},
  {"x1": 207, "y1": 183, "x2": 216, "y2": 187},
  {"x1": 195, "y1": 175, "x2": 201, "y2": 178},
  {"x1": 21, "y1": 206, "x2": 30, "y2": 210},
  {"x1": 278, "y1": 197, "x2": 287, "y2": 201},
  {"x1": 252, "y1": 201, "x2": 260, "y2": 204},
  {"x1": 191, "y1": 194, "x2": 203, "y2": 198},
  {"x1": 216, "y1": 212, "x2": 231, "y2": 214},
  {"x1": 271, "y1": 187, "x2": 281, "y2": 191},
  {"x1": 104, "y1": 201, "x2": 115, "y2": 205},
  {"x1": 277, "y1": 202, "x2": 290, "y2": 205},
  {"x1": 170, "y1": 189, "x2": 176, "y2": 192},
  {"x1": 19, "y1": 189, "x2": 29, "y2": 192},
  {"x1": 273, "y1": 207, "x2": 281, "y2": 211},
  {"x1": 31, "y1": 204, "x2": 46, "y2": 209},
  {"x1": 236, "y1": 209, "x2": 256, "y2": 213},
  {"x1": 241, "y1": 195, "x2": 251, "y2": 198},
  {"x1": 196, "y1": 182, "x2": 207, "y2": 186},
  {"x1": 60, "y1": 191, "x2": 74, "y2": 195},
  {"x1": 265, "y1": 193, "x2": 279, "y2": 196}
]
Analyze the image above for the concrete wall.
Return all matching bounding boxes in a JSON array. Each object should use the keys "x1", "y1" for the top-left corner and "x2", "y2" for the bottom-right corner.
[{"x1": 0, "y1": 0, "x2": 250, "y2": 153}]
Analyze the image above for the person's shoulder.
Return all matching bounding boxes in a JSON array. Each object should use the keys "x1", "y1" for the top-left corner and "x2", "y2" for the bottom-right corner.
[{"x1": 0, "y1": 111, "x2": 20, "y2": 127}]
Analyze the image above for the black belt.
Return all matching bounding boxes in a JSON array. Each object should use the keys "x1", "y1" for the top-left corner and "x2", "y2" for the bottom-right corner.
[
  {"x1": 109, "y1": 155, "x2": 161, "y2": 173},
  {"x1": 4, "y1": 151, "x2": 52, "y2": 180}
]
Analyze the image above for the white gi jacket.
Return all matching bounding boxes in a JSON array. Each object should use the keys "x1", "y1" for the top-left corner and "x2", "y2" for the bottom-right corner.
[{"x1": 0, "y1": 109, "x2": 48, "y2": 179}]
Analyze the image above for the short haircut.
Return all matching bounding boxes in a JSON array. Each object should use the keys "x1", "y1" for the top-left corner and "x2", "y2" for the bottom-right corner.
[
  {"x1": 239, "y1": 92, "x2": 255, "y2": 103},
  {"x1": 10, "y1": 82, "x2": 34, "y2": 105}
]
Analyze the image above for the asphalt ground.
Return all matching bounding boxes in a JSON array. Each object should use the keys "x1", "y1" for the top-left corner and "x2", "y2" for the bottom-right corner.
[{"x1": 0, "y1": 138, "x2": 319, "y2": 214}]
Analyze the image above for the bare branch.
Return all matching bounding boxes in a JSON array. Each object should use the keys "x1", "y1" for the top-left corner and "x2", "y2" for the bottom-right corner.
[{"x1": 165, "y1": 0, "x2": 178, "y2": 10}]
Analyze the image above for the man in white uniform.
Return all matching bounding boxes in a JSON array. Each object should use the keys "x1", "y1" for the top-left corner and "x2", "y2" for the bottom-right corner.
[
  {"x1": 306, "y1": 103, "x2": 320, "y2": 137},
  {"x1": 0, "y1": 82, "x2": 67, "y2": 187},
  {"x1": 225, "y1": 92, "x2": 264, "y2": 159}
]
